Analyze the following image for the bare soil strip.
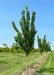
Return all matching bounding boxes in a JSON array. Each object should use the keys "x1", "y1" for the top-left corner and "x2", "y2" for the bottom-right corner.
[{"x1": 21, "y1": 52, "x2": 50, "y2": 75}]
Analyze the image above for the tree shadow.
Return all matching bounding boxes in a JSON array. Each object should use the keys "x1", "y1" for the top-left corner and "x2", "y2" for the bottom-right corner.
[
  {"x1": 38, "y1": 67, "x2": 54, "y2": 73},
  {"x1": 0, "y1": 60, "x2": 8, "y2": 64}
]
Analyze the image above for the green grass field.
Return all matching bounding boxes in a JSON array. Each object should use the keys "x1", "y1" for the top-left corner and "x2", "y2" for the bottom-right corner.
[
  {"x1": 38, "y1": 52, "x2": 54, "y2": 75},
  {"x1": 0, "y1": 52, "x2": 47, "y2": 75}
]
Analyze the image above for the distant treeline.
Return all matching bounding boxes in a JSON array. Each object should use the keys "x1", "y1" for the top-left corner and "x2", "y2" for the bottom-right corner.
[
  {"x1": 0, "y1": 46, "x2": 40, "y2": 53},
  {"x1": 0, "y1": 43, "x2": 51, "y2": 53}
]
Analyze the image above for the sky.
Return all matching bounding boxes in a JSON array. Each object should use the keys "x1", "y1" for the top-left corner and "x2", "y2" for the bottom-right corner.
[{"x1": 0, "y1": 0, "x2": 54, "y2": 50}]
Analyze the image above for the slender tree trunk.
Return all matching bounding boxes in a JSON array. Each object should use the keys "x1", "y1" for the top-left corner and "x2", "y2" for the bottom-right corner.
[{"x1": 26, "y1": 55, "x2": 28, "y2": 75}]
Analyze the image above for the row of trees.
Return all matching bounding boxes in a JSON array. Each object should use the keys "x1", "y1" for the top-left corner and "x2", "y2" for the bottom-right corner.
[{"x1": 37, "y1": 35, "x2": 51, "y2": 54}]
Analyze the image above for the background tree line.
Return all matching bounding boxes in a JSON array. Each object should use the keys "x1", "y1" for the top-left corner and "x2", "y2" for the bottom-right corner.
[{"x1": 0, "y1": 43, "x2": 40, "y2": 53}]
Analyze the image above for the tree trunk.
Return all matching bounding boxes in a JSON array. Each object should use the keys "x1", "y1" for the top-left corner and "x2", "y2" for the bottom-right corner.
[{"x1": 26, "y1": 55, "x2": 28, "y2": 75}]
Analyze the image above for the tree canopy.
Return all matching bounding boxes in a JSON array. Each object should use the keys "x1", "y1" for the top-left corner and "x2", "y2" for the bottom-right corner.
[{"x1": 12, "y1": 5, "x2": 37, "y2": 55}]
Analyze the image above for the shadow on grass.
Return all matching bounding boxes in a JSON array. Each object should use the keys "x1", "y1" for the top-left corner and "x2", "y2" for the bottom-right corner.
[
  {"x1": 38, "y1": 67, "x2": 54, "y2": 73},
  {"x1": 32, "y1": 68, "x2": 54, "y2": 75},
  {"x1": 0, "y1": 60, "x2": 8, "y2": 64}
]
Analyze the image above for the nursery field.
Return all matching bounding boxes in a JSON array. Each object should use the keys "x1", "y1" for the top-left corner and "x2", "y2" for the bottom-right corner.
[
  {"x1": 0, "y1": 52, "x2": 48, "y2": 75},
  {"x1": 38, "y1": 52, "x2": 54, "y2": 75}
]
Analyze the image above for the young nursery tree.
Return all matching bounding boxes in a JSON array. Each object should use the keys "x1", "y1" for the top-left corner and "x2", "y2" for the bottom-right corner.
[
  {"x1": 37, "y1": 35, "x2": 51, "y2": 53},
  {"x1": 2, "y1": 43, "x2": 9, "y2": 52},
  {"x1": 42, "y1": 35, "x2": 47, "y2": 51},
  {"x1": 46, "y1": 42, "x2": 51, "y2": 52},
  {"x1": 12, "y1": 43, "x2": 19, "y2": 53},
  {"x1": 12, "y1": 5, "x2": 37, "y2": 75},
  {"x1": 2, "y1": 43, "x2": 9, "y2": 60},
  {"x1": 37, "y1": 35, "x2": 43, "y2": 54}
]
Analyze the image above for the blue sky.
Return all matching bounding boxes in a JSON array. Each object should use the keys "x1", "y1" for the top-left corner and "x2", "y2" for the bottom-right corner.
[{"x1": 0, "y1": 0, "x2": 54, "y2": 50}]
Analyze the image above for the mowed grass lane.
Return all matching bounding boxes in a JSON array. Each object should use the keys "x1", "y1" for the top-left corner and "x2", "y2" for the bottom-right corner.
[
  {"x1": 0, "y1": 52, "x2": 48, "y2": 75},
  {"x1": 38, "y1": 52, "x2": 54, "y2": 75}
]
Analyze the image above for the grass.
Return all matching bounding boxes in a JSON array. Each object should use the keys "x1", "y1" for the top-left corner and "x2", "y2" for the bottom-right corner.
[
  {"x1": 38, "y1": 52, "x2": 54, "y2": 75},
  {"x1": 0, "y1": 52, "x2": 47, "y2": 75}
]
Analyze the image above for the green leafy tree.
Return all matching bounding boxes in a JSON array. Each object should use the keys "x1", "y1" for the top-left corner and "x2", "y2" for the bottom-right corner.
[
  {"x1": 42, "y1": 35, "x2": 47, "y2": 51},
  {"x1": 14, "y1": 43, "x2": 19, "y2": 51},
  {"x1": 11, "y1": 43, "x2": 16, "y2": 55},
  {"x1": 2, "y1": 43, "x2": 9, "y2": 60},
  {"x1": 12, "y1": 43, "x2": 19, "y2": 53},
  {"x1": 37, "y1": 35, "x2": 43, "y2": 54},
  {"x1": 42, "y1": 35, "x2": 51, "y2": 52},
  {"x1": 37, "y1": 35, "x2": 51, "y2": 53},
  {"x1": 46, "y1": 42, "x2": 51, "y2": 52},
  {"x1": 2, "y1": 43, "x2": 7, "y2": 47},
  {"x1": 12, "y1": 5, "x2": 37, "y2": 75},
  {"x1": 2, "y1": 43, "x2": 9, "y2": 52}
]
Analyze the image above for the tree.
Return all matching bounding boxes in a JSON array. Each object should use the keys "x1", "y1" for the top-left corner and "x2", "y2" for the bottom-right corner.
[
  {"x1": 12, "y1": 5, "x2": 37, "y2": 75},
  {"x1": 42, "y1": 35, "x2": 47, "y2": 51},
  {"x1": 2, "y1": 43, "x2": 9, "y2": 52},
  {"x1": 2, "y1": 43, "x2": 7, "y2": 49},
  {"x1": 42, "y1": 35, "x2": 51, "y2": 52},
  {"x1": 14, "y1": 43, "x2": 19, "y2": 50},
  {"x1": 37, "y1": 35, "x2": 43, "y2": 54},
  {"x1": 46, "y1": 42, "x2": 51, "y2": 52},
  {"x1": 11, "y1": 42, "x2": 19, "y2": 54},
  {"x1": 37, "y1": 35, "x2": 51, "y2": 53},
  {"x1": 2, "y1": 43, "x2": 9, "y2": 60}
]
